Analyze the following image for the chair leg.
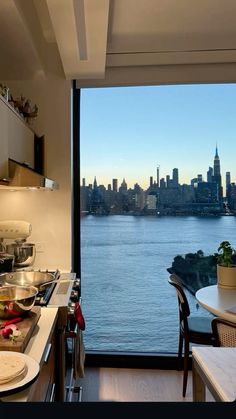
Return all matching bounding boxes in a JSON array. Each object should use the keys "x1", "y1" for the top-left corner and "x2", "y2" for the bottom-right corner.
[
  {"x1": 182, "y1": 337, "x2": 189, "y2": 398},
  {"x1": 177, "y1": 331, "x2": 183, "y2": 371}
]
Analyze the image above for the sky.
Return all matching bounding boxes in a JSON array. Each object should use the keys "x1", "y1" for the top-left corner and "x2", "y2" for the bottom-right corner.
[{"x1": 80, "y1": 83, "x2": 236, "y2": 192}]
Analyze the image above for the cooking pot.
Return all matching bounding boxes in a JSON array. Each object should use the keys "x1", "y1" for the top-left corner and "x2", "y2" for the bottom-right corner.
[
  {"x1": 6, "y1": 242, "x2": 36, "y2": 267},
  {"x1": 0, "y1": 285, "x2": 38, "y2": 319},
  {"x1": 0, "y1": 253, "x2": 15, "y2": 273},
  {"x1": 0, "y1": 270, "x2": 59, "y2": 288}
]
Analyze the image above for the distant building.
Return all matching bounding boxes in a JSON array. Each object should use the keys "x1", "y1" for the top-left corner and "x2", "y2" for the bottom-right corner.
[
  {"x1": 212, "y1": 145, "x2": 223, "y2": 202},
  {"x1": 146, "y1": 194, "x2": 157, "y2": 210},
  {"x1": 119, "y1": 178, "x2": 128, "y2": 193},
  {"x1": 226, "y1": 172, "x2": 231, "y2": 200},
  {"x1": 172, "y1": 168, "x2": 179, "y2": 187},
  {"x1": 166, "y1": 175, "x2": 170, "y2": 188},
  {"x1": 160, "y1": 178, "x2": 166, "y2": 188},
  {"x1": 156, "y1": 165, "x2": 160, "y2": 187},
  {"x1": 207, "y1": 167, "x2": 213, "y2": 183},
  {"x1": 112, "y1": 178, "x2": 118, "y2": 192}
]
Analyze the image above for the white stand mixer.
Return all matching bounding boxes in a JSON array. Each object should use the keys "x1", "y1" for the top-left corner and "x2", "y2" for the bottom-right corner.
[{"x1": 0, "y1": 220, "x2": 36, "y2": 267}]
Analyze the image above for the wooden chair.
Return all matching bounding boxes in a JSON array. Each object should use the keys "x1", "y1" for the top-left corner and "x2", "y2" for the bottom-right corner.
[
  {"x1": 168, "y1": 274, "x2": 214, "y2": 397},
  {"x1": 212, "y1": 317, "x2": 236, "y2": 347}
]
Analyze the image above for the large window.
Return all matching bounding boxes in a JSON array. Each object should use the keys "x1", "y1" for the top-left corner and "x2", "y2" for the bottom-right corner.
[{"x1": 79, "y1": 84, "x2": 236, "y2": 354}]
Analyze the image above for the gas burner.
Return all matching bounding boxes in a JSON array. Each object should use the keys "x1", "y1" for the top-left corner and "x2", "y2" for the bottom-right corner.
[{"x1": 35, "y1": 281, "x2": 57, "y2": 306}]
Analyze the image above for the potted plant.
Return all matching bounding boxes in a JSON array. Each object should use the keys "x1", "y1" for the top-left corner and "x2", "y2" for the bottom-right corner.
[{"x1": 216, "y1": 241, "x2": 236, "y2": 289}]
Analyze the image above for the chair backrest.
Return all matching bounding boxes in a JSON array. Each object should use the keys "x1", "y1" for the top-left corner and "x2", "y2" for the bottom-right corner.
[
  {"x1": 211, "y1": 317, "x2": 236, "y2": 347},
  {"x1": 168, "y1": 274, "x2": 190, "y2": 326}
]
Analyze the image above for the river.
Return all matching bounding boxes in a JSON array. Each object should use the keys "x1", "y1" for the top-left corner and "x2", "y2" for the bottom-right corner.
[{"x1": 80, "y1": 215, "x2": 236, "y2": 353}]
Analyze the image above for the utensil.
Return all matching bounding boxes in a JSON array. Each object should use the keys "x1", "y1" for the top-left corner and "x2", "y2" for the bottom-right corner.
[{"x1": 0, "y1": 285, "x2": 38, "y2": 319}]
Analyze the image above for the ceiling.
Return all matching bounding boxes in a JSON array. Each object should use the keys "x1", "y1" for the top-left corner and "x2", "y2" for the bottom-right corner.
[{"x1": 1, "y1": 0, "x2": 236, "y2": 86}]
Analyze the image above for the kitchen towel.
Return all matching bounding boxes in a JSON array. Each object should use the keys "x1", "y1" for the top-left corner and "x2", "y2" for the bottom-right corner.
[{"x1": 73, "y1": 329, "x2": 85, "y2": 379}]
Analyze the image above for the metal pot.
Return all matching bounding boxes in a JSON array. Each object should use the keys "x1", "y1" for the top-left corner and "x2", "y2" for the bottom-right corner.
[
  {"x1": 0, "y1": 270, "x2": 59, "y2": 288},
  {"x1": 0, "y1": 285, "x2": 38, "y2": 319},
  {"x1": 6, "y1": 242, "x2": 36, "y2": 267},
  {"x1": 0, "y1": 253, "x2": 15, "y2": 273}
]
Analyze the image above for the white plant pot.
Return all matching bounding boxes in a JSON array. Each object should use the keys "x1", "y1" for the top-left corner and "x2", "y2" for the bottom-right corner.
[{"x1": 217, "y1": 264, "x2": 236, "y2": 289}]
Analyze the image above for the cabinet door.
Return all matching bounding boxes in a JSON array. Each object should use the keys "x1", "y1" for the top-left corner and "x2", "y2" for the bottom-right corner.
[
  {"x1": 30, "y1": 330, "x2": 56, "y2": 401},
  {"x1": 7, "y1": 109, "x2": 34, "y2": 169},
  {"x1": 0, "y1": 99, "x2": 9, "y2": 178}
]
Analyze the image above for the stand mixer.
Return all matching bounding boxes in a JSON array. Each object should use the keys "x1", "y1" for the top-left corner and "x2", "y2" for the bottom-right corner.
[{"x1": 0, "y1": 220, "x2": 36, "y2": 268}]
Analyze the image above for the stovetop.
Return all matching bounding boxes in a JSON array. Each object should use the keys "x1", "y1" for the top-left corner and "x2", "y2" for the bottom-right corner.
[
  {"x1": 0, "y1": 268, "x2": 78, "y2": 308},
  {"x1": 35, "y1": 280, "x2": 56, "y2": 306},
  {"x1": 35, "y1": 271, "x2": 76, "y2": 308}
]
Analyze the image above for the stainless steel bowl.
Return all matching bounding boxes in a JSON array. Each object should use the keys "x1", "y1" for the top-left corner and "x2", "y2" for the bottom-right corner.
[
  {"x1": 0, "y1": 271, "x2": 56, "y2": 287},
  {"x1": 6, "y1": 243, "x2": 36, "y2": 267},
  {"x1": 0, "y1": 285, "x2": 38, "y2": 319}
]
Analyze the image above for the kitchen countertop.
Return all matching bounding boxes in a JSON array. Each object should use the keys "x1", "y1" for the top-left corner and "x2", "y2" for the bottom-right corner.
[{"x1": 0, "y1": 307, "x2": 58, "y2": 402}]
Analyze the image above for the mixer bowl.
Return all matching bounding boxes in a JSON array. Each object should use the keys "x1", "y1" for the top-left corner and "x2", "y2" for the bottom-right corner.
[
  {"x1": 6, "y1": 243, "x2": 36, "y2": 267},
  {"x1": 0, "y1": 285, "x2": 38, "y2": 319}
]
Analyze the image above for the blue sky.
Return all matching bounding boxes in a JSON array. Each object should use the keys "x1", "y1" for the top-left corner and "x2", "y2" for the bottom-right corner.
[{"x1": 80, "y1": 84, "x2": 236, "y2": 192}]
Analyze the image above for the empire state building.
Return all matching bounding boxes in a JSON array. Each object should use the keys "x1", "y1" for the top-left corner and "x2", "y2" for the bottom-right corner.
[{"x1": 213, "y1": 146, "x2": 223, "y2": 202}]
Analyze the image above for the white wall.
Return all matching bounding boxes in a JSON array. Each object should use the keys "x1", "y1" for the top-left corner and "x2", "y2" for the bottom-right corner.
[{"x1": 0, "y1": 79, "x2": 72, "y2": 271}]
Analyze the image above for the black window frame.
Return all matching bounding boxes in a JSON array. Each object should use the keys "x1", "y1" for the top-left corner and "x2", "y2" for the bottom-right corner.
[{"x1": 71, "y1": 81, "x2": 185, "y2": 370}]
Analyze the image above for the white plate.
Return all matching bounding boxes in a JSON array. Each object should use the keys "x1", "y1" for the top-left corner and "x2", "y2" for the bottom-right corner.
[{"x1": 0, "y1": 351, "x2": 40, "y2": 396}]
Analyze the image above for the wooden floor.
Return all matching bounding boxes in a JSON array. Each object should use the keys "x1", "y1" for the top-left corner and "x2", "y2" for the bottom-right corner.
[{"x1": 73, "y1": 367, "x2": 215, "y2": 402}]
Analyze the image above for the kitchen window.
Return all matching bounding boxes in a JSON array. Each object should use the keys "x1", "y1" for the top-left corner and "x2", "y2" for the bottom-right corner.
[{"x1": 73, "y1": 82, "x2": 236, "y2": 366}]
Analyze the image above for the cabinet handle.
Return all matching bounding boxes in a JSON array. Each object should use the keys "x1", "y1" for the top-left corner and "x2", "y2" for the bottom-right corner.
[
  {"x1": 49, "y1": 383, "x2": 56, "y2": 402},
  {"x1": 44, "y1": 342, "x2": 52, "y2": 363}
]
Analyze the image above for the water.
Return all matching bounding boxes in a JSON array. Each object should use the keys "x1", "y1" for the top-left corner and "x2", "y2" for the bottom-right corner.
[{"x1": 81, "y1": 215, "x2": 236, "y2": 353}]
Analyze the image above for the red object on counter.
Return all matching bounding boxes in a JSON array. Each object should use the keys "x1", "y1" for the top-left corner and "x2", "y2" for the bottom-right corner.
[
  {"x1": 74, "y1": 302, "x2": 85, "y2": 330},
  {"x1": 0, "y1": 317, "x2": 23, "y2": 328}
]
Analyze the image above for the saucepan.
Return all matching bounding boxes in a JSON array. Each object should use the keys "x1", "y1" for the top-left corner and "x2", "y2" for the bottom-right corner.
[
  {"x1": 0, "y1": 270, "x2": 60, "y2": 288},
  {"x1": 0, "y1": 285, "x2": 38, "y2": 319}
]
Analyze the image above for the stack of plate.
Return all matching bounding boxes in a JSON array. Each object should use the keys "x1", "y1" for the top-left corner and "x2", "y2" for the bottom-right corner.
[
  {"x1": 0, "y1": 351, "x2": 40, "y2": 397},
  {"x1": 0, "y1": 353, "x2": 27, "y2": 384}
]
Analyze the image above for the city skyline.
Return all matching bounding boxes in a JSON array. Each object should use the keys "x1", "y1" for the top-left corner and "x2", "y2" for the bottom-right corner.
[
  {"x1": 81, "y1": 146, "x2": 230, "y2": 196},
  {"x1": 80, "y1": 83, "x2": 236, "y2": 190}
]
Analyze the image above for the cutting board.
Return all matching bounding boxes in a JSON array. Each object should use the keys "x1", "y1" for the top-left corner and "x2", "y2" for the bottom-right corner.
[{"x1": 0, "y1": 306, "x2": 41, "y2": 353}]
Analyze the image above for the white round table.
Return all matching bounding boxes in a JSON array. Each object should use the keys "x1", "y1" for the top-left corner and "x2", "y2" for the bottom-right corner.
[{"x1": 195, "y1": 285, "x2": 236, "y2": 323}]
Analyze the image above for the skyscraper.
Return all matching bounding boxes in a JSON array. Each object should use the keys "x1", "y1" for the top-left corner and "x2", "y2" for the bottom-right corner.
[
  {"x1": 197, "y1": 174, "x2": 203, "y2": 183},
  {"x1": 213, "y1": 146, "x2": 221, "y2": 177},
  {"x1": 172, "y1": 168, "x2": 179, "y2": 187},
  {"x1": 213, "y1": 145, "x2": 222, "y2": 202},
  {"x1": 112, "y1": 178, "x2": 118, "y2": 192},
  {"x1": 156, "y1": 165, "x2": 160, "y2": 188},
  {"x1": 226, "y1": 172, "x2": 231, "y2": 201},
  {"x1": 93, "y1": 176, "x2": 97, "y2": 189},
  {"x1": 207, "y1": 167, "x2": 213, "y2": 183},
  {"x1": 226, "y1": 172, "x2": 231, "y2": 190}
]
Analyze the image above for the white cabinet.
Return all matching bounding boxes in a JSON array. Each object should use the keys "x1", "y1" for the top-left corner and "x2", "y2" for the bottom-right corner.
[
  {"x1": 0, "y1": 95, "x2": 35, "y2": 179},
  {"x1": 0, "y1": 98, "x2": 9, "y2": 178}
]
